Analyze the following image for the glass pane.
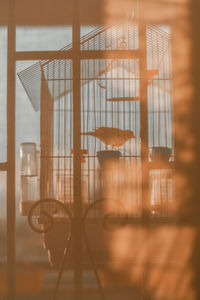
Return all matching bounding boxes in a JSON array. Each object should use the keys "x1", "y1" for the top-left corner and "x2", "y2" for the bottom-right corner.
[
  {"x1": 0, "y1": 172, "x2": 6, "y2": 297},
  {"x1": 0, "y1": 172, "x2": 6, "y2": 254},
  {"x1": 80, "y1": 24, "x2": 139, "y2": 50},
  {"x1": 16, "y1": 26, "x2": 72, "y2": 51},
  {"x1": 16, "y1": 59, "x2": 45, "y2": 291},
  {"x1": 147, "y1": 24, "x2": 173, "y2": 151},
  {"x1": 80, "y1": 58, "x2": 141, "y2": 214},
  {"x1": 0, "y1": 27, "x2": 7, "y2": 162}
]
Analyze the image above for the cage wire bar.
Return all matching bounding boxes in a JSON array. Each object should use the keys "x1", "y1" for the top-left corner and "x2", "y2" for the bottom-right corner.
[{"x1": 18, "y1": 24, "x2": 173, "y2": 219}]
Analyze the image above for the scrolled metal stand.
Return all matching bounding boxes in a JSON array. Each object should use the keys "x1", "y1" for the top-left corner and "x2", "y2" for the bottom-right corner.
[{"x1": 28, "y1": 198, "x2": 128, "y2": 300}]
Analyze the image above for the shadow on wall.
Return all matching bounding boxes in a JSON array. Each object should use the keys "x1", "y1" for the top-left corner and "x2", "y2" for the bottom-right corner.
[{"x1": 96, "y1": 160, "x2": 195, "y2": 299}]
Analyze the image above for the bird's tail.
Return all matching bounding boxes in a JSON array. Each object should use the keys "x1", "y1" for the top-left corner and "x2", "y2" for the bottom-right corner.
[{"x1": 81, "y1": 132, "x2": 94, "y2": 136}]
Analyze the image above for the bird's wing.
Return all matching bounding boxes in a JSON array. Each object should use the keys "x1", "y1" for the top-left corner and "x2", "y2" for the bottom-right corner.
[
  {"x1": 95, "y1": 127, "x2": 107, "y2": 132},
  {"x1": 109, "y1": 128, "x2": 124, "y2": 135}
]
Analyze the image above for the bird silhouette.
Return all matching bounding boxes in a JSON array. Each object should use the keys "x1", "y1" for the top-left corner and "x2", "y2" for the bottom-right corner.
[
  {"x1": 81, "y1": 127, "x2": 135, "y2": 149},
  {"x1": 106, "y1": 96, "x2": 140, "y2": 102}
]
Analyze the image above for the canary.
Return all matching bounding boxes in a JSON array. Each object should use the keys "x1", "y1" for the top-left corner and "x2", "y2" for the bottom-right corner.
[
  {"x1": 106, "y1": 96, "x2": 140, "y2": 102},
  {"x1": 81, "y1": 127, "x2": 135, "y2": 149}
]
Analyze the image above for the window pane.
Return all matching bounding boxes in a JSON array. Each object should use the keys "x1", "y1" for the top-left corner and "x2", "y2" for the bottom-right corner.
[
  {"x1": 0, "y1": 27, "x2": 7, "y2": 162},
  {"x1": 16, "y1": 26, "x2": 72, "y2": 51}
]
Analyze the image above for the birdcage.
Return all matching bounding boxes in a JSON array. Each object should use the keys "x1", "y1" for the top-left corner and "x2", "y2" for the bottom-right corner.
[{"x1": 18, "y1": 24, "x2": 174, "y2": 268}]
